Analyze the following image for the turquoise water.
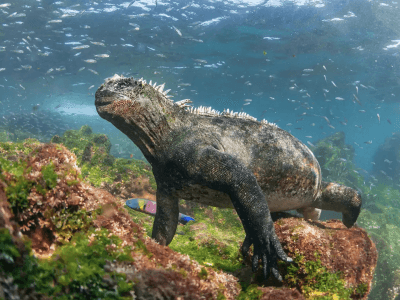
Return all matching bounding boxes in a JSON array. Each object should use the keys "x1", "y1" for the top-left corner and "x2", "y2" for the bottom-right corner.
[{"x1": 1, "y1": 1, "x2": 400, "y2": 298}]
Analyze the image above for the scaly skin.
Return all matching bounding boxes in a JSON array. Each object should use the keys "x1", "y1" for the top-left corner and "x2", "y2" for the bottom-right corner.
[{"x1": 95, "y1": 74, "x2": 362, "y2": 282}]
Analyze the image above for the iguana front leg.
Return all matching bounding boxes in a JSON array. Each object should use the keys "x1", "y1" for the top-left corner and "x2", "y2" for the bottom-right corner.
[
  {"x1": 184, "y1": 146, "x2": 293, "y2": 281},
  {"x1": 152, "y1": 189, "x2": 179, "y2": 246}
]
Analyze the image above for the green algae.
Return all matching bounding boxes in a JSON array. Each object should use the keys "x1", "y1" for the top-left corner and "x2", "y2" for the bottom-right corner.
[
  {"x1": 35, "y1": 228, "x2": 135, "y2": 299},
  {"x1": 0, "y1": 140, "x2": 79, "y2": 215},
  {"x1": 313, "y1": 132, "x2": 364, "y2": 190},
  {"x1": 237, "y1": 284, "x2": 263, "y2": 300},
  {"x1": 0, "y1": 158, "x2": 32, "y2": 213},
  {"x1": 168, "y1": 203, "x2": 245, "y2": 273},
  {"x1": 51, "y1": 125, "x2": 111, "y2": 160},
  {"x1": 285, "y1": 252, "x2": 355, "y2": 300},
  {"x1": 41, "y1": 162, "x2": 58, "y2": 190},
  {"x1": 48, "y1": 207, "x2": 102, "y2": 243},
  {"x1": 1, "y1": 226, "x2": 136, "y2": 299},
  {"x1": 0, "y1": 227, "x2": 40, "y2": 290},
  {"x1": 51, "y1": 125, "x2": 156, "y2": 190}
]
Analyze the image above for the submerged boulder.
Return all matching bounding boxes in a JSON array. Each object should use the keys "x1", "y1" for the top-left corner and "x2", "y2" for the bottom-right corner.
[{"x1": 236, "y1": 217, "x2": 377, "y2": 299}]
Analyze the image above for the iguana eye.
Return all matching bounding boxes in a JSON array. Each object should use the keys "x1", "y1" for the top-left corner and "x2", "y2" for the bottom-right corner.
[{"x1": 212, "y1": 143, "x2": 219, "y2": 150}]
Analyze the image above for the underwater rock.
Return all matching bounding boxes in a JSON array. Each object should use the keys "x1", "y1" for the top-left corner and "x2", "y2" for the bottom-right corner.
[
  {"x1": 237, "y1": 217, "x2": 377, "y2": 299},
  {"x1": 81, "y1": 141, "x2": 93, "y2": 163},
  {"x1": 372, "y1": 132, "x2": 400, "y2": 182},
  {"x1": 276, "y1": 218, "x2": 377, "y2": 299},
  {"x1": 313, "y1": 131, "x2": 356, "y2": 182},
  {"x1": 50, "y1": 125, "x2": 112, "y2": 163}
]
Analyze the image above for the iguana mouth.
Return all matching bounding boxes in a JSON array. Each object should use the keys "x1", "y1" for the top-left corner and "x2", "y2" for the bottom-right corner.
[
  {"x1": 95, "y1": 92, "x2": 132, "y2": 107},
  {"x1": 95, "y1": 97, "x2": 112, "y2": 107}
]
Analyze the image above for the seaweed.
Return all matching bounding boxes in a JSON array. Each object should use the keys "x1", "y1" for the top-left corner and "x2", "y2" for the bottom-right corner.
[
  {"x1": 285, "y1": 252, "x2": 354, "y2": 300},
  {"x1": 51, "y1": 125, "x2": 156, "y2": 192}
]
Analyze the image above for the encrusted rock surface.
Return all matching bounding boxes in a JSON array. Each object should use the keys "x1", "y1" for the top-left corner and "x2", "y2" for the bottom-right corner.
[{"x1": 236, "y1": 217, "x2": 378, "y2": 299}]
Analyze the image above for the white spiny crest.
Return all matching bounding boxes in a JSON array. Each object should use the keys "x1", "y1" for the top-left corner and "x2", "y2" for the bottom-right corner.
[
  {"x1": 128, "y1": 76, "x2": 278, "y2": 127},
  {"x1": 158, "y1": 83, "x2": 165, "y2": 93},
  {"x1": 175, "y1": 99, "x2": 192, "y2": 108},
  {"x1": 109, "y1": 74, "x2": 122, "y2": 82},
  {"x1": 261, "y1": 119, "x2": 278, "y2": 127}
]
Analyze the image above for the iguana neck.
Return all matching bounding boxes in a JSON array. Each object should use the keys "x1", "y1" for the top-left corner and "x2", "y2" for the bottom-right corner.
[
  {"x1": 95, "y1": 77, "x2": 179, "y2": 163},
  {"x1": 109, "y1": 99, "x2": 175, "y2": 162}
]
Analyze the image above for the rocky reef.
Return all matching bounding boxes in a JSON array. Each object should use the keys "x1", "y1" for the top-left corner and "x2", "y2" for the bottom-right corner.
[
  {"x1": 372, "y1": 132, "x2": 400, "y2": 183},
  {"x1": 0, "y1": 127, "x2": 380, "y2": 299}
]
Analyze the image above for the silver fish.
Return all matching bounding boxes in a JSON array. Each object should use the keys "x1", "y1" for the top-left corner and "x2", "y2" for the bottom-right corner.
[
  {"x1": 172, "y1": 26, "x2": 182, "y2": 37},
  {"x1": 72, "y1": 45, "x2": 90, "y2": 50},
  {"x1": 94, "y1": 54, "x2": 109, "y2": 58},
  {"x1": 353, "y1": 94, "x2": 361, "y2": 105},
  {"x1": 84, "y1": 59, "x2": 97, "y2": 63},
  {"x1": 88, "y1": 69, "x2": 99, "y2": 75},
  {"x1": 90, "y1": 41, "x2": 105, "y2": 46}
]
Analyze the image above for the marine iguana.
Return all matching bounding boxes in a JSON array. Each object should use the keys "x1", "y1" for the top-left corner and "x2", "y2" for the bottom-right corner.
[{"x1": 95, "y1": 74, "x2": 362, "y2": 282}]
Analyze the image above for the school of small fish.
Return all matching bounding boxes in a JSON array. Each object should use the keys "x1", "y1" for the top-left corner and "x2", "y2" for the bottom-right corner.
[{"x1": 0, "y1": 0, "x2": 398, "y2": 195}]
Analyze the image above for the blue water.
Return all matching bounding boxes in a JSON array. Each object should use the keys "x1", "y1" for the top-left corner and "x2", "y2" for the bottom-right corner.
[{"x1": 1, "y1": 0, "x2": 400, "y2": 296}]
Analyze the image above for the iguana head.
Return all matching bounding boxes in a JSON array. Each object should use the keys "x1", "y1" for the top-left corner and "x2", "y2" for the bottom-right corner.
[{"x1": 95, "y1": 74, "x2": 175, "y2": 161}]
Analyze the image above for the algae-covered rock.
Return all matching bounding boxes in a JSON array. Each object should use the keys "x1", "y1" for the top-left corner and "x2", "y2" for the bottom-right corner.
[
  {"x1": 50, "y1": 124, "x2": 111, "y2": 161},
  {"x1": 235, "y1": 217, "x2": 377, "y2": 300},
  {"x1": 50, "y1": 125, "x2": 157, "y2": 196},
  {"x1": 0, "y1": 141, "x2": 241, "y2": 299}
]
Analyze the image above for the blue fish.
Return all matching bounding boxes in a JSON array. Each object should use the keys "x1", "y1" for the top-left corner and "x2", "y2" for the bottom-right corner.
[{"x1": 125, "y1": 198, "x2": 195, "y2": 225}]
